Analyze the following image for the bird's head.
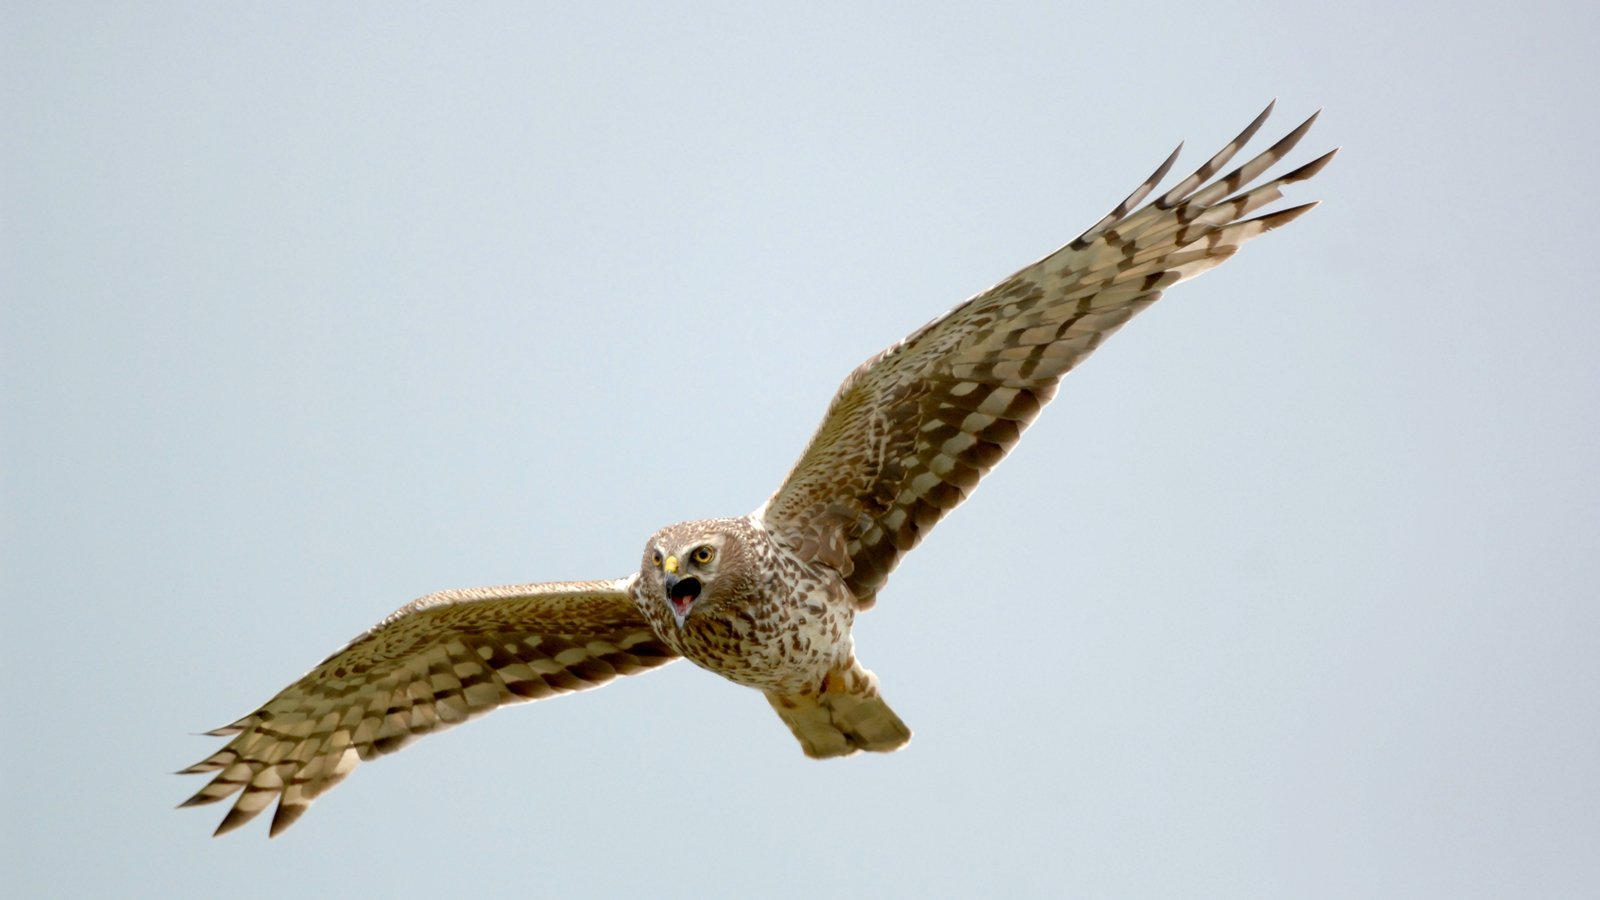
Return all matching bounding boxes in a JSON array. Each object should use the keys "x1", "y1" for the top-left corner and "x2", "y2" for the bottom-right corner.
[{"x1": 642, "y1": 521, "x2": 749, "y2": 629}]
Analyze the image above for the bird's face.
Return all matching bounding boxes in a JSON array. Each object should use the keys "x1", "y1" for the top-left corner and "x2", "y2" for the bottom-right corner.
[{"x1": 643, "y1": 528, "x2": 733, "y2": 630}]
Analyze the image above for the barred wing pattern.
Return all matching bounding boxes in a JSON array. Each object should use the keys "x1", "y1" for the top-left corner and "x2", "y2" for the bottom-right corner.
[
  {"x1": 180, "y1": 578, "x2": 676, "y2": 836},
  {"x1": 761, "y1": 104, "x2": 1334, "y2": 606}
]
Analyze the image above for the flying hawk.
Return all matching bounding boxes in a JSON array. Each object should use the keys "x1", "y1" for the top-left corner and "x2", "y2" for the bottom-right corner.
[{"x1": 181, "y1": 103, "x2": 1334, "y2": 836}]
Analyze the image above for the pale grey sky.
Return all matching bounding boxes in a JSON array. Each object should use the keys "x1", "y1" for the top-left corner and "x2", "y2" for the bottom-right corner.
[{"x1": 5, "y1": 2, "x2": 1598, "y2": 898}]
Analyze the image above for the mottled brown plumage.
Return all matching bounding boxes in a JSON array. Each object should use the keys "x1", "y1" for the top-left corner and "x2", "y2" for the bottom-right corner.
[
  {"x1": 762, "y1": 103, "x2": 1333, "y2": 606},
  {"x1": 179, "y1": 581, "x2": 675, "y2": 836},
  {"x1": 181, "y1": 103, "x2": 1334, "y2": 835}
]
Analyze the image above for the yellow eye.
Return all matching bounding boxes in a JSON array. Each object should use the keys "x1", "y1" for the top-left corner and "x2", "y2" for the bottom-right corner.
[
  {"x1": 689, "y1": 546, "x2": 715, "y2": 565},
  {"x1": 651, "y1": 551, "x2": 663, "y2": 569}
]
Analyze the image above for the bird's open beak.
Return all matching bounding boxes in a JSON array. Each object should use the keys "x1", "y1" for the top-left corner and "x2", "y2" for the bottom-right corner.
[{"x1": 662, "y1": 573, "x2": 702, "y2": 629}]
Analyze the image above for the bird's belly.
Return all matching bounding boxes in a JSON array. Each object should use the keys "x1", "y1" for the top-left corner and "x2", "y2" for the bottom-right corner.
[{"x1": 675, "y1": 597, "x2": 852, "y2": 695}]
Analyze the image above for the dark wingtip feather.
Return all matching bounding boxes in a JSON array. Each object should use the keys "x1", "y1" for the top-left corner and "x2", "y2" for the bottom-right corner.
[
  {"x1": 1251, "y1": 201, "x2": 1321, "y2": 231},
  {"x1": 1279, "y1": 148, "x2": 1339, "y2": 185},
  {"x1": 268, "y1": 802, "x2": 308, "y2": 838},
  {"x1": 212, "y1": 804, "x2": 259, "y2": 837},
  {"x1": 1151, "y1": 141, "x2": 1184, "y2": 186},
  {"x1": 176, "y1": 791, "x2": 217, "y2": 809},
  {"x1": 1270, "y1": 110, "x2": 1321, "y2": 158}
]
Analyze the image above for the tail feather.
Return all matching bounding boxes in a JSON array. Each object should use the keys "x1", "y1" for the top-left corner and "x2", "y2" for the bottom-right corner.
[{"x1": 766, "y1": 659, "x2": 911, "y2": 759}]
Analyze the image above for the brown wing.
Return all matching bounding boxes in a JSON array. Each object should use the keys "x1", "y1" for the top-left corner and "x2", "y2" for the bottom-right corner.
[
  {"x1": 179, "y1": 578, "x2": 675, "y2": 837},
  {"x1": 759, "y1": 103, "x2": 1335, "y2": 607}
]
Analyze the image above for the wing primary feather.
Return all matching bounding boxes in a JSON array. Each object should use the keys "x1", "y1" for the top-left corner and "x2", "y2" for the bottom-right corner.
[
  {"x1": 1155, "y1": 99, "x2": 1277, "y2": 208},
  {"x1": 1241, "y1": 200, "x2": 1322, "y2": 233},
  {"x1": 1070, "y1": 141, "x2": 1184, "y2": 251},
  {"x1": 1184, "y1": 109, "x2": 1321, "y2": 211}
]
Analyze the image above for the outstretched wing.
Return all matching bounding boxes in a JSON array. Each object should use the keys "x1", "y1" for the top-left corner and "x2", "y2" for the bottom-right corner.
[
  {"x1": 759, "y1": 103, "x2": 1334, "y2": 607},
  {"x1": 179, "y1": 577, "x2": 675, "y2": 837}
]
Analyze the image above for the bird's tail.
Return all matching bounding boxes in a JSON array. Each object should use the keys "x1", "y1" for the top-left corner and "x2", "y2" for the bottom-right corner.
[{"x1": 765, "y1": 658, "x2": 911, "y2": 758}]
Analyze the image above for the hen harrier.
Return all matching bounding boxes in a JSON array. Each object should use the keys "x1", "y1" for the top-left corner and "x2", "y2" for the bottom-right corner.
[{"x1": 182, "y1": 103, "x2": 1334, "y2": 836}]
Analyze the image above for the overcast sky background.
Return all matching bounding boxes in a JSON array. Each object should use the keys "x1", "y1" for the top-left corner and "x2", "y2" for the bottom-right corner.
[{"x1": 5, "y1": 2, "x2": 1598, "y2": 898}]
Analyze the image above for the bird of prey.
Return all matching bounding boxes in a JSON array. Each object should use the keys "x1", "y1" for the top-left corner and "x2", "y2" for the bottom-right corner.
[{"x1": 181, "y1": 103, "x2": 1334, "y2": 837}]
